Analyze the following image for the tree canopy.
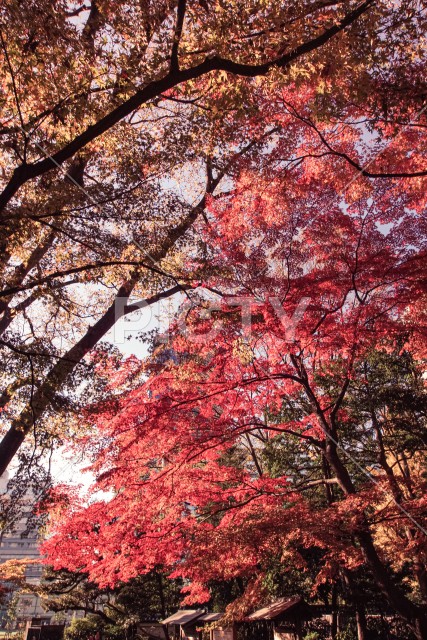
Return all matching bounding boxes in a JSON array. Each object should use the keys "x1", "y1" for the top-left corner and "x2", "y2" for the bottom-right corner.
[{"x1": 1, "y1": 1, "x2": 427, "y2": 639}]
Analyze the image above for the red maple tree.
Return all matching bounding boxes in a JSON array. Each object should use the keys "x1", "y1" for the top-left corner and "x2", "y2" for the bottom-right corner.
[{"x1": 42, "y1": 85, "x2": 427, "y2": 638}]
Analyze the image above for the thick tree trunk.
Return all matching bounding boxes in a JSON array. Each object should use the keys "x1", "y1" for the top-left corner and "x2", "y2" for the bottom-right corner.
[
  {"x1": 342, "y1": 569, "x2": 370, "y2": 640},
  {"x1": 355, "y1": 605, "x2": 369, "y2": 640},
  {"x1": 156, "y1": 572, "x2": 167, "y2": 620},
  {"x1": 331, "y1": 582, "x2": 338, "y2": 639},
  {"x1": 356, "y1": 530, "x2": 427, "y2": 638},
  {"x1": 324, "y1": 441, "x2": 427, "y2": 639},
  {"x1": 414, "y1": 618, "x2": 427, "y2": 640}
]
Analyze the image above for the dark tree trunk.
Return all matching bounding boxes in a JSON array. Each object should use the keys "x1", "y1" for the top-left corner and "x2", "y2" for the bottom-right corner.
[
  {"x1": 331, "y1": 582, "x2": 338, "y2": 639},
  {"x1": 324, "y1": 441, "x2": 427, "y2": 639},
  {"x1": 356, "y1": 604, "x2": 369, "y2": 640}
]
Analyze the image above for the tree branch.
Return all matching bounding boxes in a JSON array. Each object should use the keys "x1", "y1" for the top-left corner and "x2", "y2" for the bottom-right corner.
[
  {"x1": 170, "y1": 0, "x2": 187, "y2": 73},
  {"x1": 0, "y1": 260, "x2": 189, "y2": 299},
  {"x1": 0, "y1": 0, "x2": 374, "y2": 215}
]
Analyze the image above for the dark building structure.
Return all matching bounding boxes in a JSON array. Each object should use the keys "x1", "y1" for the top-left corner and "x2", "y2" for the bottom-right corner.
[{"x1": 245, "y1": 597, "x2": 309, "y2": 640}]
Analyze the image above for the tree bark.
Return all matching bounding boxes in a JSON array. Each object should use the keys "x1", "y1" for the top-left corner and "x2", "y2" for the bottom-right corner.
[
  {"x1": 324, "y1": 440, "x2": 427, "y2": 639},
  {"x1": 331, "y1": 582, "x2": 338, "y2": 640},
  {"x1": 355, "y1": 605, "x2": 369, "y2": 640}
]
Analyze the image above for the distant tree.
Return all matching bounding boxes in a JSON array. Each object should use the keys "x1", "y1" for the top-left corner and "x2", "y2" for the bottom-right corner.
[{"x1": 34, "y1": 567, "x2": 183, "y2": 638}]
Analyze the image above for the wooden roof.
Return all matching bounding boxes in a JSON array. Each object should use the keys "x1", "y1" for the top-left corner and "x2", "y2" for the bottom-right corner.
[
  {"x1": 198, "y1": 613, "x2": 224, "y2": 622},
  {"x1": 161, "y1": 610, "x2": 204, "y2": 626},
  {"x1": 246, "y1": 597, "x2": 303, "y2": 621}
]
